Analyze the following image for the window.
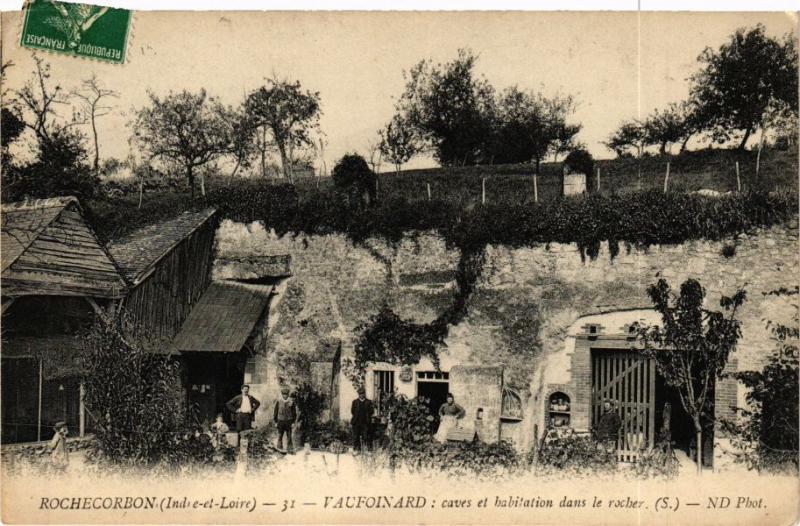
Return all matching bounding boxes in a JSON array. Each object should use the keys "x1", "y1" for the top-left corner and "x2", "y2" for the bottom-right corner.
[
  {"x1": 416, "y1": 371, "x2": 449, "y2": 382},
  {"x1": 373, "y1": 370, "x2": 395, "y2": 414}
]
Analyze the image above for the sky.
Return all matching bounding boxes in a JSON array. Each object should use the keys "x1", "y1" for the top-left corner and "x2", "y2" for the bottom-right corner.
[{"x1": 1, "y1": 10, "x2": 796, "y2": 171}]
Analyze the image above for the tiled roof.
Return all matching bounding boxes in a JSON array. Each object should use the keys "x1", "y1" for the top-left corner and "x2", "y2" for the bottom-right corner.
[
  {"x1": 171, "y1": 281, "x2": 273, "y2": 353},
  {"x1": 107, "y1": 209, "x2": 217, "y2": 284},
  {"x1": 1, "y1": 197, "x2": 127, "y2": 298}
]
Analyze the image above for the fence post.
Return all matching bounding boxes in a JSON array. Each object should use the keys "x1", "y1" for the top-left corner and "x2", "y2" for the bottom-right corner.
[
  {"x1": 79, "y1": 381, "x2": 85, "y2": 438},
  {"x1": 481, "y1": 177, "x2": 486, "y2": 205},
  {"x1": 533, "y1": 173, "x2": 539, "y2": 203},
  {"x1": 426, "y1": 183, "x2": 431, "y2": 201},
  {"x1": 663, "y1": 162, "x2": 670, "y2": 193},
  {"x1": 37, "y1": 358, "x2": 43, "y2": 442},
  {"x1": 596, "y1": 167, "x2": 601, "y2": 192},
  {"x1": 735, "y1": 161, "x2": 741, "y2": 192}
]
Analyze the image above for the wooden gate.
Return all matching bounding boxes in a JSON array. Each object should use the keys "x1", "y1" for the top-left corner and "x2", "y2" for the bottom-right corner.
[{"x1": 592, "y1": 349, "x2": 656, "y2": 462}]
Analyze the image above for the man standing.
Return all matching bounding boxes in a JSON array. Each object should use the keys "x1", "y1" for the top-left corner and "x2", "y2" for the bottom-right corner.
[
  {"x1": 595, "y1": 399, "x2": 622, "y2": 458},
  {"x1": 226, "y1": 384, "x2": 260, "y2": 434},
  {"x1": 273, "y1": 386, "x2": 297, "y2": 453},
  {"x1": 350, "y1": 386, "x2": 374, "y2": 453}
]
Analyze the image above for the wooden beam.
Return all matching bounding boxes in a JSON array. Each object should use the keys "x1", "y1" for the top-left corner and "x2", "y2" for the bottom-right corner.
[
  {"x1": 1, "y1": 297, "x2": 16, "y2": 315},
  {"x1": 85, "y1": 297, "x2": 102, "y2": 315}
]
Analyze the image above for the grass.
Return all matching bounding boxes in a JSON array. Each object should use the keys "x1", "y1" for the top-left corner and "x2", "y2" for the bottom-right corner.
[{"x1": 86, "y1": 148, "x2": 798, "y2": 242}]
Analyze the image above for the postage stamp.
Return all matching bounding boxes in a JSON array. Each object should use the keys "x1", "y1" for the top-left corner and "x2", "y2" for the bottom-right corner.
[{"x1": 19, "y1": 0, "x2": 131, "y2": 64}]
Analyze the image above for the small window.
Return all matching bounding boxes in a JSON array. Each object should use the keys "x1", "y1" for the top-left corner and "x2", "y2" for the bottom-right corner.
[{"x1": 373, "y1": 370, "x2": 395, "y2": 414}]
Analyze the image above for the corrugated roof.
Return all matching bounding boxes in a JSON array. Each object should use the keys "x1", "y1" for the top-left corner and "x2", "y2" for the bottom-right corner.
[
  {"x1": 107, "y1": 209, "x2": 217, "y2": 284},
  {"x1": 172, "y1": 281, "x2": 273, "y2": 353},
  {"x1": 1, "y1": 197, "x2": 127, "y2": 298}
]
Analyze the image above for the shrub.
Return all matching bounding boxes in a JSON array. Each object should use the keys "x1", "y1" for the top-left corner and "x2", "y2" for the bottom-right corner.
[
  {"x1": 306, "y1": 420, "x2": 352, "y2": 450},
  {"x1": 632, "y1": 441, "x2": 680, "y2": 479},
  {"x1": 531, "y1": 432, "x2": 617, "y2": 475},
  {"x1": 563, "y1": 148, "x2": 594, "y2": 177},
  {"x1": 410, "y1": 440, "x2": 521, "y2": 478},
  {"x1": 293, "y1": 383, "x2": 326, "y2": 445},
  {"x1": 3, "y1": 127, "x2": 99, "y2": 203},
  {"x1": 722, "y1": 301, "x2": 799, "y2": 473},
  {"x1": 331, "y1": 153, "x2": 376, "y2": 208},
  {"x1": 383, "y1": 393, "x2": 435, "y2": 452},
  {"x1": 243, "y1": 426, "x2": 280, "y2": 470},
  {"x1": 81, "y1": 311, "x2": 186, "y2": 466}
]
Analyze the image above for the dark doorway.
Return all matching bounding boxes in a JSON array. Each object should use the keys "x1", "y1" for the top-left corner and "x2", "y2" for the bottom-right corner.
[
  {"x1": 184, "y1": 353, "x2": 247, "y2": 427},
  {"x1": 654, "y1": 373, "x2": 714, "y2": 468},
  {"x1": 417, "y1": 381, "x2": 449, "y2": 432}
]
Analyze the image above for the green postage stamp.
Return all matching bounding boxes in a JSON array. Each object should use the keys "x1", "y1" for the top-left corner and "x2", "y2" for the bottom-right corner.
[{"x1": 20, "y1": 0, "x2": 132, "y2": 64}]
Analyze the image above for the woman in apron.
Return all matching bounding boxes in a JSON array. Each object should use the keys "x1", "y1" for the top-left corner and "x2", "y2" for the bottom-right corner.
[{"x1": 435, "y1": 393, "x2": 466, "y2": 442}]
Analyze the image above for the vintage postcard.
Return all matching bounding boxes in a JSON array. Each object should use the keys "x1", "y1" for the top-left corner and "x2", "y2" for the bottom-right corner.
[{"x1": 0, "y1": 4, "x2": 798, "y2": 525}]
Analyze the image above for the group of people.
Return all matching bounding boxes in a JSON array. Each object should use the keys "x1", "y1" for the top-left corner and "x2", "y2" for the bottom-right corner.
[
  {"x1": 350, "y1": 387, "x2": 467, "y2": 452},
  {"x1": 46, "y1": 384, "x2": 623, "y2": 471},
  {"x1": 223, "y1": 384, "x2": 297, "y2": 453}
]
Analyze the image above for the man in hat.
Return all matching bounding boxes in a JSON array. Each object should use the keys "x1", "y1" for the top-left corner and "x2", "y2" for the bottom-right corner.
[
  {"x1": 226, "y1": 385, "x2": 261, "y2": 434},
  {"x1": 273, "y1": 385, "x2": 297, "y2": 453},
  {"x1": 595, "y1": 399, "x2": 622, "y2": 458},
  {"x1": 350, "y1": 386, "x2": 374, "y2": 453},
  {"x1": 48, "y1": 421, "x2": 69, "y2": 472}
]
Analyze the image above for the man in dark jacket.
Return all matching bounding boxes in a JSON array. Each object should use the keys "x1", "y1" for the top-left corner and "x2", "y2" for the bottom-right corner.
[
  {"x1": 351, "y1": 387, "x2": 374, "y2": 453},
  {"x1": 273, "y1": 386, "x2": 297, "y2": 453},
  {"x1": 595, "y1": 399, "x2": 622, "y2": 457},
  {"x1": 226, "y1": 385, "x2": 261, "y2": 433}
]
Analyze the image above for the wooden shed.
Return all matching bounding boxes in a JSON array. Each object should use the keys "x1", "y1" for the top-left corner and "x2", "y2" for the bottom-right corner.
[
  {"x1": 1, "y1": 197, "x2": 128, "y2": 443},
  {"x1": 107, "y1": 208, "x2": 218, "y2": 341}
]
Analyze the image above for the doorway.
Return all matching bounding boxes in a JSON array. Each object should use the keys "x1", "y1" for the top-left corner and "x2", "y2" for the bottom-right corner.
[
  {"x1": 416, "y1": 372, "x2": 450, "y2": 433},
  {"x1": 654, "y1": 374, "x2": 714, "y2": 468},
  {"x1": 184, "y1": 352, "x2": 247, "y2": 427}
]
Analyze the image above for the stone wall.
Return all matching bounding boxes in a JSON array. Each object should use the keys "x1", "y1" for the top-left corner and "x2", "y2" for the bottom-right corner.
[{"x1": 214, "y1": 218, "x2": 798, "y2": 452}]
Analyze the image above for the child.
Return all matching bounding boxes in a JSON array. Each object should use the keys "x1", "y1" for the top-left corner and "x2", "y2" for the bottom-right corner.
[
  {"x1": 48, "y1": 421, "x2": 69, "y2": 472},
  {"x1": 210, "y1": 413, "x2": 230, "y2": 449}
]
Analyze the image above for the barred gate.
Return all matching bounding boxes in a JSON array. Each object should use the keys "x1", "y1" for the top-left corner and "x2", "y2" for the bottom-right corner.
[{"x1": 592, "y1": 350, "x2": 656, "y2": 462}]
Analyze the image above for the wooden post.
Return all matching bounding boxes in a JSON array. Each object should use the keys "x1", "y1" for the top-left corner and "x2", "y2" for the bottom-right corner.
[
  {"x1": 37, "y1": 358, "x2": 43, "y2": 442},
  {"x1": 481, "y1": 177, "x2": 486, "y2": 205},
  {"x1": 663, "y1": 162, "x2": 670, "y2": 193},
  {"x1": 596, "y1": 167, "x2": 601, "y2": 192},
  {"x1": 375, "y1": 177, "x2": 379, "y2": 197},
  {"x1": 533, "y1": 174, "x2": 539, "y2": 203},
  {"x1": 79, "y1": 381, "x2": 86, "y2": 438},
  {"x1": 426, "y1": 183, "x2": 431, "y2": 201},
  {"x1": 735, "y1": 161, "x2": 741, "y2": 192}
]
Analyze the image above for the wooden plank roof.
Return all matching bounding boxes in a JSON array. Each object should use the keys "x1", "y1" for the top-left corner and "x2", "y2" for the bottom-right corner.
[
  {"x1": 107, "y1": 208, "x2": 217, "y2": 285},
  {"x1": 171, "y1": 281, "x2": 273, "y2": 353},
  {"x1": 1, "y1": 197, "x2": 127, "y2": 299}
]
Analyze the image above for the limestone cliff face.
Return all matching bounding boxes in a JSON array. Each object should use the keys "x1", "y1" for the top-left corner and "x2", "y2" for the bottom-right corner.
[{"x1": 214, "y1": 218, "x2": 799, "y2": 442}]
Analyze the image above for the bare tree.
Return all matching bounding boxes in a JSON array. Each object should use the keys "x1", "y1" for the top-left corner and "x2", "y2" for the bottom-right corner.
[
  {"x1": 14, "y1": 55, "x2": 81, "y2": 144},
  {"x1": 366, "y1": 137, "x2": 383, "y2": 175},
  {"x1": 73, "y1": 74, "x2": 119, "y2": 172}
]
